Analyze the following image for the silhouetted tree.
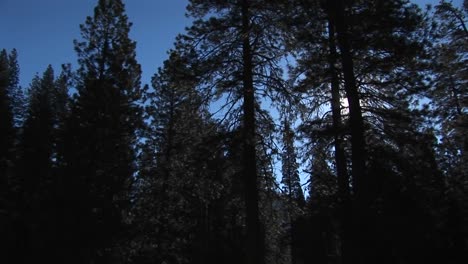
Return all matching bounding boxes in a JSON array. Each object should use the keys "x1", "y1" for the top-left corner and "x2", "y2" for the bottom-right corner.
[
  {"x1": 288, "y1": 0, "x2": 434, "y2": 263},
  {"x1": 428, "y1": 0, "x2": 468, "y2": 261},
  {"x1": 15, "y1": 65, "x2": 64, "y2": 263},
  {"x1": 2, "y1": 1, "x2": 466, "y2": 263},
  {"x1": 7, "y1": 49, "x2": 26, "y2": 129},
  {"x1": 281, "y1": 119, "x2": 305, "y2": 206},
  {"x1": 0, "y1": 49, "x2": 15, "y2": 200},
  {"x1": 0, "y1": 48, "x2": 19, "y2": 264},
  {"x1": 183, "y1": 1, "x2": 291, "y2": 262},
  {"x1": 132, "y1": 49, "x2": 214, "y2": 264},
  {"x1": 62, "y1": 0, "x2": 144, "y2": 262}
]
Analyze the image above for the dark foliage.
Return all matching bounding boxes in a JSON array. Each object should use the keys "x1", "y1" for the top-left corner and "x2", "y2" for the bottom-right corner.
[{"x1": 1, "y1": 0, "x2": 466, "y2": 264}]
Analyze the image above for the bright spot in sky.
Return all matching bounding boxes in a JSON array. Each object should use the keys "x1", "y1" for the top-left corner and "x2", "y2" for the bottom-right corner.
[{"x1": 341, "y1": 97, "x2": 350, "y2": 115}]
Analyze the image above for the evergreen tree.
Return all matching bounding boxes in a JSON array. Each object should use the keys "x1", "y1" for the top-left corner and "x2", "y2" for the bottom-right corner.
[
  {"x1": 288, "y1": 0, "x2": 434, "y2": 263},
  {"x1": 133, "y1": 50, "x2": 209, "y2": 263},
  {"x1": 183, "y1": 1, "x2": 289, "y2": 262},
  {"x1": 0, "y1": 49, "x2": 24, "y2": 188},
  {"x1": 7, "y1": 49, "x2": 26, "y2": 129},
  {"x1": 0, "y1": 49, "x2": 14, "y2": 196},
  {"x1": 0, "y1": 49, "x2": 17, "y2": 263},
  {"x1": 254, "y1": 107, "x2": 291, "y2": 264},
  {"x1": 52, "y1": 64, "x2": 72, "y2": 167},
  {"x1": 429, "y1": 0, "x2": 468, "y2": 260},
  {"x1": 430, "y1": 0, "x2": 467, "y2": 191},
  {"x1": 15, "y1": 65, "x2": 61, "y2": 263},
  {"x1": 19, "y1": 66, "x2": 55, "y2": 204},
  {"x1": 281, "y1": 119, "x2": 304, "y2": 205},
  {"x1": 308, "y1": 138, "x2": 339, "y2": 263},
  {"x1": 62, "y1": 0, "x2": 143, "y2": 262},
  {"x1": 132, "y1": 48, "x2": 245, "y2": 264},
  {"x1": 2, "y1": 1, "x2": 467, "y2": 263}
]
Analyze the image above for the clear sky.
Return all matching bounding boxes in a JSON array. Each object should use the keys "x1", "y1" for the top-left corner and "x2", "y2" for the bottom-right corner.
[
  {"x1": 0, "y1": 0, "x2": 461, "y2": 89},
  {"x1": 0, "y1": 0, "x2": 190, "y2": 88}
]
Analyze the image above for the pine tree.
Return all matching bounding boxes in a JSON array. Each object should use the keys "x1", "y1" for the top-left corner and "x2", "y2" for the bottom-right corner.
[
  {"x1": 7, "y1": 49, "x2": 26, "y2": 129},
  {"x1": 307, "y1": 138, "x2": 339, "y2": 262},
  {"x1": 430, "y1": 0, "x2": 467, "y2": 188},
  {"x1": 132, "y1": 48, "x2": 245, "y2": 264},
  {"x1": 0, "y1": 49, "x2": 14, "y2": 195},
  {"x1": 281, "y1": 119, "x2": 304, "y2": 205},
  {"x1": 134, "y1": 50, "x2": 209, "y2": 263},
  {"x1": 334, "y1": 1, "x2": 443, "y2": 262},
  {"x1": 0, "y1": 49, "x2": 24, "y2": 186},
  {"x1": 183, "y1": 1, "x2": 289, "y2": 262},
  {"x1": 428, "y1": 0, "x2": 468, "y2": 260},
  {"x1": 14, "y1": 65, "x2": 65, "y2": 263},
  {"x1": 0, "y1": 49, "x2": 18, "y2": 263},
  {"x1": 288, "y1": 0, "x2": 432, "y2": 262},
  {"x1": 52, "y1": 64, "x2": 72, "y2": 168},
  {"x1": 285, "y1": 2, "x2": 354, "y2": 261},
  {"x1": 19, "y1": 66, "x2": 54, "y2": 201},
  {"x1": 62, "y1": 0, "x2": 143, "y2": 262}
]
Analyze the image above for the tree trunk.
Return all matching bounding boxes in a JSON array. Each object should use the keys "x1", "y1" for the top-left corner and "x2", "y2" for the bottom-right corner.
[
  {"x1": 326, "y1": 7, "x2": 352, "y2": 264},
  {"x1": 241, "y1": 0, "x2": 265, "y2": 264},
  {"x1": 333, "y1": 0, "x2": 371, "y2": 263}
]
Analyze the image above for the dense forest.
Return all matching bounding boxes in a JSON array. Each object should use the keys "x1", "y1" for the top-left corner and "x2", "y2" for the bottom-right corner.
[{"x1": 0, "y1": 0, "x2": 467, "y2": 263}]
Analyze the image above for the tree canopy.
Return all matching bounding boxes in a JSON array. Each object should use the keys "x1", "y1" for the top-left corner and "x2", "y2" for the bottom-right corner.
[{"x1": 1, "y1": 1, "x2": 467, "y2": 264}]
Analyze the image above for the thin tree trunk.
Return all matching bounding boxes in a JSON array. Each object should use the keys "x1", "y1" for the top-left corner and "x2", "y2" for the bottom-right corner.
[
  {"x1": 333, "y1": 0, "x2": 366, "y2": 201},
  {"x1": 241, "y1": 0, "x2": 264, "y2": 263},
  {"x1": 326, "y1": 7, "x2": 351, "y2": 264},
  {"x1": 333, "y1": 0, "x2": 370, "y2": 263}
]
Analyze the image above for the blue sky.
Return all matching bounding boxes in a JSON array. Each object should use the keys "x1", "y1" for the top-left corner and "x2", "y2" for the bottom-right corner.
[
  {"x1": 0, "y1": 0, "x2": 190, "y2": 88},
  {"x1": 0, "y1": 0, "x2": 460, "y2": 89}
]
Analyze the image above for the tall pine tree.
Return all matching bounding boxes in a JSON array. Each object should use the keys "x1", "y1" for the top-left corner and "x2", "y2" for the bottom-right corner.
[
  {"x1": 16, "y1": 65, "x2": 71, "y2": 263},
  {"x1": 429, "y1": 0, "x2": 468, "y2": 260},
  {"x1": 183, "y1": 1, "x2": 290, "y2": 262},
  {"x1": 62, "y1": 0, "x2": 143, "y2": 262},
  {"x1": 0, "y1": 48, "x2": 19, "y2": 264}
]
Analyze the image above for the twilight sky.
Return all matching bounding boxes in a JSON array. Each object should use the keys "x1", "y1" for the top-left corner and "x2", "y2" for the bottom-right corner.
[{"x1": 0, "y1": 0, "x2": 460, "y2": 89}]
